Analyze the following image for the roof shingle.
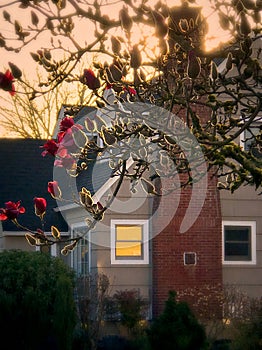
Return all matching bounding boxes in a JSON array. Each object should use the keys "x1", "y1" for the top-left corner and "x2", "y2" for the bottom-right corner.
[{"x1": 0, "y1": 139, "x2": 68, "y2": 232}]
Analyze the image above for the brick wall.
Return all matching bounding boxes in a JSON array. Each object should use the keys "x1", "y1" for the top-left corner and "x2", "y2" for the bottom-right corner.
[
  {"x1": 152, "y1": 170, "x2": 222, "y2": 317},
  {"x1": 152, "y1": 102, "x2": 223, "y2": 317},
  {"x1": 150, "y1": 2, "x2": 223, "y2": 319}
]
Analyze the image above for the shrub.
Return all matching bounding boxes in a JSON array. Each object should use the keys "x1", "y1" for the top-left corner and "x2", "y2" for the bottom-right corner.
[
  {"x1": 0, "y1": 250, "x2": 77, "y2": 350},
  {"x1": 113, "y1": 289, "x2": 148, "y2": 334},
  {"x1": 220, "y1": 286, "x2": 262, "y2": 350},
  {"x1": 75, "y1": 273, "x2": 110, "y2": 349},
  {"x1": 147, "y1": 291, "x2": 208, "y2": 350},
  {"x1": 230, "y1": 306, "x2": 262, "y2": 350}
]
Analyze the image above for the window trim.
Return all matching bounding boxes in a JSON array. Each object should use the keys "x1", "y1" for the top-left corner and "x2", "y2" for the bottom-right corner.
[
  {"x1": 239, "y1": 123, "x2": 261, "y2": 153},
  {"x1": 111, "y1": 219, "x2": 149, "y2": 265},
  {"x1": 71, "y1": 222, "x2": 91, "y2": 275},
  {"x1": 222, "y1": 221, "x2": 256, "y2": 265}
]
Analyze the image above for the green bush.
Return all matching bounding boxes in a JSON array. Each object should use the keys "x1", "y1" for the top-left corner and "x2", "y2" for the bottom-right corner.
[
  {"x1": 113, "y1": 289, "x2": 148, "y2": 333},
  {"x1": 0, "y1": 250, "x2": 77, "y2": 350},
  {"x1": 231, "y1": 317, "x2": 262, "y2": 350},
  {"x1": 147, "y1": 291, "x2": 208, "y2": 350}
]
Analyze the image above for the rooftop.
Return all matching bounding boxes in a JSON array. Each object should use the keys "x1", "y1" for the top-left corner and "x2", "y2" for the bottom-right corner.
[
  {"x1": 0, "y1": 138, "x2": 68, "y2": 232},
  {"x1": 0, "y1": 137, "x2": 112, "y2": 232}
]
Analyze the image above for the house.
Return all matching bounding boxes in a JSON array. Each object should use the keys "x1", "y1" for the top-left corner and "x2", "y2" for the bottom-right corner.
[
  {"x1": 54, "y1": 99, "x2": 222, "y2": 319},
  {"x1": 221, "y1": 186, "x2": 262, "y2": 298},
  {"x1": 1, "y1": 106, "x2": 260, "y2": 322},
  {"x1": 0, "y1": 138, "x2": 69, "y2": 258},
  {"x1": 0, "y1": 3, "x2": 261, "y2": 323},
  {"x1": 218, "y1": 36, "x2": 262, "y2": 300}
]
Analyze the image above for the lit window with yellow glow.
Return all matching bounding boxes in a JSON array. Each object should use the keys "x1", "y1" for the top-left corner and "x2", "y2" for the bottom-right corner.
[
  {"x1": 111, "y1": 220, "x2": 149, "y2": 264},
  {"x1": 116, "y1": 225, "x2": 142, "y2": 258}
]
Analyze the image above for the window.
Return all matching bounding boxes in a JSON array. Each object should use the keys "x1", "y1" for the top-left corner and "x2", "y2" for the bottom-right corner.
[
  {"x1": 183, "y1": 252, "x2": 197, "y2": 266},
  {"x1": 111, "y1": 220, "x2": 149, "y2": 264},
  {"x1": 240, "y1": 124, "x2": 262, "y2": 158},
  {"x1": 222, "y1": 221, "x2": 256, "y2": 265},
  {"x1": 71, "y1": 224, "x2": 90, "y2": 275}
]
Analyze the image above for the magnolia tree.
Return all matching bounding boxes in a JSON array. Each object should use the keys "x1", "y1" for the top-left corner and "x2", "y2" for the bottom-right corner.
[
  {"x1": 0, "y1": 0, "x2": 261, "y2": 252},
  {"x1": 0, "y1": 70, "x2": 91, "y2": 138}
]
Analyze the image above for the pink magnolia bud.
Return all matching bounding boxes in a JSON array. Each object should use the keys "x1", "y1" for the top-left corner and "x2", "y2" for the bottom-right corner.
[
  {"x1": 81, "y1": 69, "x2": 100, "y2": 90},
  {"x1": 34, "y1": 197, "x2": 47, "y2": 219},
  {"x1": 54, "y1": 154, "x2": 76, "y2": 170},
  {"x1": 0, "y1": 70, "x2": 15, "y2": 96},
  {"x1": 48, "y1": 181, "x2": 62, "y2": 199},
  {"x1": 0, "y1": 201, "x2": 25, "y2": 221},
  {"x1": 59, "y1": 116, "x2": 74, "y2": 131},
  {"x1": 40, "y1": 139, "x2": 59, "y2": 157}
]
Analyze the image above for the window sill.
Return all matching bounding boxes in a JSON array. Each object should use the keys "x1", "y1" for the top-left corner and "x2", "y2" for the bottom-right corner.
[
  {"x1": 111, "y1": 259, "x2": 149, "y2": 265},
  {"x1": 223, "y1": 260, "x2": 256, "y2": 266}
]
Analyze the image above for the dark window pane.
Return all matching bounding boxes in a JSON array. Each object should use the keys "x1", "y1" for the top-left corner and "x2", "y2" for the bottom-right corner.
[
  {"x1": 224, "y1": 225, "x2": 252, "y2": 261},
  {"x1": 225, "y1": 227, "x2": 250, "y2": 241},
  {"x1": 225, "y1": 243, "x2": 250, "y2": 257},
  {"x1": 184, "y1": 252, "x2": 196, "y2": 265}
]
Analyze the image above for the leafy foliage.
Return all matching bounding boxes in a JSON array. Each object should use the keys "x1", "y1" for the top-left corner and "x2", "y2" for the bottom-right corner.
[
  {"x1": 2, "y1": 0, "x2": 262, "y2": 186},
  {"x1": 0, "y1": 0, "x2": 261, "y2": 252},
  {"x1": 113, "y1": 289, "x2": 148, "y2": 332},
  {"x1": 0, "y1": 71, "x2": 90, "y2": 138},
  {"x1": 147, "y1": 290, "x2": 208, "y2": 350},
  {"x1": 75, "y1": 273, "x2": 110, "y2": 350},
  {"x1": 0, "y1": 0, "x2": 261, "y2": 188},
  {"x1": 0, "y1": 250, "x2": 77, "y2": 350},
  {"x1": 223, "y1": 287, "x2": 262, "y2": 350},
  {"x1": 231, "y1": 312, "x2": 262, "y2": 350}
]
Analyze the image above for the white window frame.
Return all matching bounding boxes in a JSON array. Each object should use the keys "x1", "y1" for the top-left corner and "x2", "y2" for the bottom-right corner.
[
  {"x1": 183, "y1": 252, "x2": 197, "y2": 266},
  {"x1": 71, "y1": 222, "x2": 91, "y2": 275},
  {"x1": 222, "y1": 221, "x2": 256, "y2": 265},
  {"x1": 111, "y1": 219, "x2": 149, "y2": 265},
  {"x1": 239, "y1": 122, "x2": 261, "y2": 152}
]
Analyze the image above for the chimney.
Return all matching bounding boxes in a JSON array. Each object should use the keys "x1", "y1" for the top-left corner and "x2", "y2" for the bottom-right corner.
[
  {"x1": 152, "y1": 2, "x2": 222, "y2": 318},
  {"x1": 168, "y1": 0, "x2": 208, "y2": 54}
]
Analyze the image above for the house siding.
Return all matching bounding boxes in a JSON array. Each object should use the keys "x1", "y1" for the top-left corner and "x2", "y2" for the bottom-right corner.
[
  {"x1": 1, "y1": 232, "x2": 35, "y2": 252},
  {"x1": 62, "y1": 177, "x2": 152, "y2": 303},
  {"x1": 221, "y1": 186, "x2": 262, "y2": 298}
]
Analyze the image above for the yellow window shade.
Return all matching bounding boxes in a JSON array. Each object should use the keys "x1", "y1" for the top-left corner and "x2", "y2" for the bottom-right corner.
[
  {"x1": 116, "y1": 242, "x2": 142, "y2": 257},
  {"x1": 116, "y1": 225, "x2": 142, "y2": 241}
]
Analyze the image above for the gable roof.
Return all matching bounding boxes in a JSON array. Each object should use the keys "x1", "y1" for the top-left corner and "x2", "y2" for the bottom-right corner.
[
  {"x1": 0, "y1": 137, "x2": 113, "y2": 231},
  {"x1": 52, "y1": 105, "x2": 113, "y2": 202},
  {"x1": 0, "y1": 138, "x2": 68, "y2": 232},
  {"x1": 53, "y1": 154, "x2": 113, "y2": 205}
]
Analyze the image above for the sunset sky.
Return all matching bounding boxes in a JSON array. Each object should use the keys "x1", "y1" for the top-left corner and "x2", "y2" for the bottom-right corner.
[{"x1": 0, "y1": 0, "x2": 231, "y2": 137}]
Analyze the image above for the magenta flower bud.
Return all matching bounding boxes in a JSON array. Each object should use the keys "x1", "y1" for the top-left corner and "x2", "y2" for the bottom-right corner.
[
  {"x1": 34, "y1": 197, "x2": 47, "y2": 219},
  {"x1": 81, "y1": 69, "x2": 100, "y2": 90},
  {"x1": 0, "y1": 201, "x2": 25, "y2": 221}
]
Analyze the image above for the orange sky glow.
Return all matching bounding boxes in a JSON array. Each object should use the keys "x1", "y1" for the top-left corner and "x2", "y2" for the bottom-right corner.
[{"x1": 0, "y1": 0, "x2": 232, "y2": 137}]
